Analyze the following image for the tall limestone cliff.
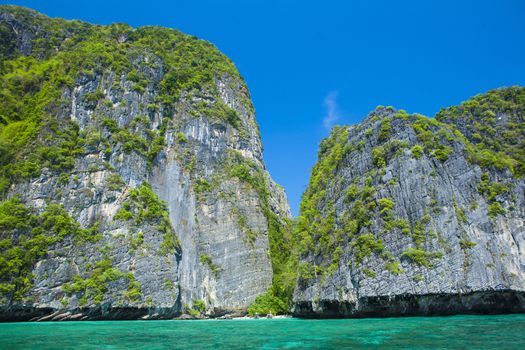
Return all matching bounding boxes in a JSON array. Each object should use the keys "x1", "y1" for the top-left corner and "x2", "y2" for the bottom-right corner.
[
  {"x1": 0, "y1": 6, "x2": 291, "y2": 321},
  {"x1": 292, "y1": 87, "x2": 525, "y2": 317}
]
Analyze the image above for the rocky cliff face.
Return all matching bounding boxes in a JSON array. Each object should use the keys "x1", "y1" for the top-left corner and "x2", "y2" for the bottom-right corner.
[
  {"x1": 292, "y1": 88, "x2": 525, "y2": 317},
  {"x1": 0, "y1": 6, "x2": 290, "y2": 321}
]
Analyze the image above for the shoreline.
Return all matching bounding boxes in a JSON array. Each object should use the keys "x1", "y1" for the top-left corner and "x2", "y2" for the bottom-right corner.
[
  {"x1": 3, "y1": 289, "x2": 525, "y2": 322},
  {"x1": 2, "y1": 310, "x2": 525, "y2": 323}
]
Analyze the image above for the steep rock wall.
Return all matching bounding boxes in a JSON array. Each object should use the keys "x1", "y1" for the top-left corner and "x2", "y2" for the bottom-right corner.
[{"x1": 0, "y1": 6, "x2": 290, "y2": 321}]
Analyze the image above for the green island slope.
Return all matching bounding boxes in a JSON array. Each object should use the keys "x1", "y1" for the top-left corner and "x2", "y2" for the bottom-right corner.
[{"x1": 292, "y1": 87, "x2": 525, "y2": 317}]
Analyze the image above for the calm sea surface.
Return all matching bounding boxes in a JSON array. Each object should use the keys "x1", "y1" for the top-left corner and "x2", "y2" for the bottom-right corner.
[{"x1": 1, "y1": 314, "x2": 524, "y2": 349}]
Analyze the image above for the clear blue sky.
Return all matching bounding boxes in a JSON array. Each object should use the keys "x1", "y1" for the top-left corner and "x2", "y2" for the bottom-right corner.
[{"x1": 3, "y1": 0, "x2": 525, "y2": 216}]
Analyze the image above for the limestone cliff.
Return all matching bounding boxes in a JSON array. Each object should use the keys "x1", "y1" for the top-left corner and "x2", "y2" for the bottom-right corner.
[
  {"x1": 0, "y1": 6, "x2": 290, "y2": 321},
  {"x1": 292, "y1": 88, "x2": 525, "y2": 317}
]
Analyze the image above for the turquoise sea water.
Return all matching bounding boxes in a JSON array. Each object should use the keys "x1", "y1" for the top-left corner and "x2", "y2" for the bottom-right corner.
[{"x1": 1, "y1": 314, "x2": 524, "y2": 349}]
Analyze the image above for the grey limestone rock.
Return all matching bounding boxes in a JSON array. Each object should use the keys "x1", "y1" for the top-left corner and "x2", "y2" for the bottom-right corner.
[
  {"x1": 292, "y1": 106, "x2": 525, "y2": 317},
  {"x1": 0, "y1": 6, "x2": 290, "y2": 321}
]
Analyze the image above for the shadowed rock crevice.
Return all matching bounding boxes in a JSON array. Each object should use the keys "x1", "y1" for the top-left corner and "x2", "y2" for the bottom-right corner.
[
  {"x1": 293, "y1": 290, "x2": 525, "y2": 318},
  {"x1": 292, "y1": 290, "x2": 525, "y2": 318}
]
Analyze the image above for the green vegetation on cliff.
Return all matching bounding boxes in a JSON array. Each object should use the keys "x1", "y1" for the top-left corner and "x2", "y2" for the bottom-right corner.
[
  {"x1": 62, "y1": 259, "x2": 141, "y2": 306},
  {"x1": 436, "y1": 86, "x2": 525, "y2": 175},
  {"x1": 0, "y1": 5, "x2": 248, "y2": 198},
  {"x1": 0, "y1": 197, "x2": 100, "y2": 303},
  {"x1": 114, "y1": 182, "x2": 180, "y2": 255}
]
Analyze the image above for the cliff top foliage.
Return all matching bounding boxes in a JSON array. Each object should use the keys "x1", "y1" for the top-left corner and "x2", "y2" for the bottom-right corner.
[
  {"x1": 0, "y1": 5, "x2": 248, "y2": 197},
  {"x1": 436, "y1": 86, "x2": 525, "y2": 175}
]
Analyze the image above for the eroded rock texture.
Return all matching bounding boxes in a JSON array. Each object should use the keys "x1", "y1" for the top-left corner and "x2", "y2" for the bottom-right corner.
[{"x1": 292, "y1": 90, "x2": 525, "y2": 317}]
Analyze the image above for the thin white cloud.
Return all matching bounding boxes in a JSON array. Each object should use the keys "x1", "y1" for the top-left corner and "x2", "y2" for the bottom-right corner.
[{"x1": 323, "y1": 91, "x2": 339, "y2": 129}]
